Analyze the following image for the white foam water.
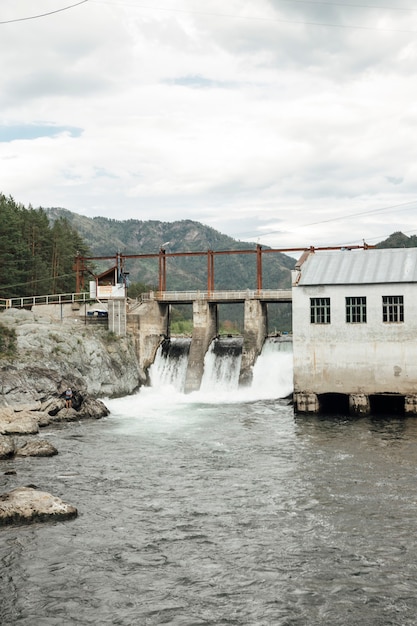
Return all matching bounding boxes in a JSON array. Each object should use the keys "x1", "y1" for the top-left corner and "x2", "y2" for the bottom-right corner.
[
  {"x1": 148, "y1": 338, "x2": 191, "y2": 392},
  {"x1": 200, "y1": 338, "x2": 242, "y2": 393},
  {"x1": 250, "y1": 337, "x2": 293, "y2": 400},
  {"x1": 110, "y1": 337, "x2": 293, "y2": 417}
]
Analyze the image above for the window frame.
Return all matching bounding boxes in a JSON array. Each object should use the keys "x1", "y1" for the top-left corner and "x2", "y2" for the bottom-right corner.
[
  {"x1": 310, "y1": 297, "x2": 331, "y2": 324},
  {"x1": 382, "y1": 295, "x2": 404, "y2": 323},
  {"x1": 346, "y1": 296, "x2": 367, "y2": 324}
]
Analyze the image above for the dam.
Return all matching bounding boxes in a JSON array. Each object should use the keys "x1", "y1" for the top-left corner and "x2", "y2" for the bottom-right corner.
[{"x1": 126, "y1": 289, "x2": 292, "y2": 392}]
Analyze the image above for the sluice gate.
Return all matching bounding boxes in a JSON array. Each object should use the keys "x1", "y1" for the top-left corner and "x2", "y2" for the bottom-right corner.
[{"x1": 127, "y1": 289, "x2": 292, "y2": 390}]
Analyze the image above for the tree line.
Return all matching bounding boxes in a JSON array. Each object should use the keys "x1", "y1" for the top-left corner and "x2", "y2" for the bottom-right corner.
[{"x1": 0, "y1": 194, "x2": 89, "y2": 299}]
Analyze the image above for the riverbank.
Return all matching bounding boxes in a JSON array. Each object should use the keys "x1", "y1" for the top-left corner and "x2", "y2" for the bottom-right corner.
[
  {"x1": 0, "y1": 307, "x2": 144, "y2": 406},
  {"x1": 0, "y1": 307, "x2": 143, "y2": 525}
]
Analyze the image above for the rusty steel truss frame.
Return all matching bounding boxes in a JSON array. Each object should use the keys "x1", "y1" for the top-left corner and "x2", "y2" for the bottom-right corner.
[{"x1": 74, "y1": 244, "x2": 371, "y2": 294}]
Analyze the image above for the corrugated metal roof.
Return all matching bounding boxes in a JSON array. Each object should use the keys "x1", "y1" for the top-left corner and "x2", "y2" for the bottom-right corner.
[{"x1": 297, "y1": 248, "x2": 417, "y2": 285}]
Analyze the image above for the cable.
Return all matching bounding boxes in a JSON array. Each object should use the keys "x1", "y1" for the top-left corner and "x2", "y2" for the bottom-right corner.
[
  {"x1": 234, "y1": 206, "x2": 417, "y2": 248},
  {"x1": 90, "y1": 0, "x2": 417, "y2": 34},
  {"x1": 303, "y1": 199, "x2": 417, "y2": 227},
  {"x1": 234, "y1": 199, "x2": 417, "y2": 240},
  {"x1": 278, "y1": 0, "x2": 416, "y2": 12},
  {"x1": 0, "y1": 0, "x2": 89, "y2": 25},
  {"x1": 0, "y1": 273, "x2": 75, "y2": 292}
]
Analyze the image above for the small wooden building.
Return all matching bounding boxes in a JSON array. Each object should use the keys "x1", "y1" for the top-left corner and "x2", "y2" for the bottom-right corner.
[{"x1": 90, "y1": 266, "x2": 126, "y2": 300}]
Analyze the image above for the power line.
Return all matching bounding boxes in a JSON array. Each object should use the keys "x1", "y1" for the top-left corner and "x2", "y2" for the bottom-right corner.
[
  {"x1": 304, "y1": 199, "x2": 417, "y2": 227},
  {"x1": 91, "y1": 0, "x2": 417, "y2": 34},
  {"x1": 0, "y1": 273, "x2": 75, "y2": 292},
  {"x1": 0, "y1": 0, "x2": 89, "y2": 25},
  {"x1": 234, "y1": 199, "x2": 417, "y2": 240},
  {"x1": 281, "y1": 0, "x2": 416, "y2": 12}
]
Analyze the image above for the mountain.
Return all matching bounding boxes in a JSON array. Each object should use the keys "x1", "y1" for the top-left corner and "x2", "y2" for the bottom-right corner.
[
  {"x1": 45, "y1": 208, "x2": 295, "y2": 292},
  {"x1": 375, "y1": 231, "x2": 417, "y2": 249}
]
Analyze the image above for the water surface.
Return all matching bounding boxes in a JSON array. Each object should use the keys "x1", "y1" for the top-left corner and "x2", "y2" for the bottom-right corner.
[{"x1": 1, "y1": 347, "x2": 417, "y2": 625}]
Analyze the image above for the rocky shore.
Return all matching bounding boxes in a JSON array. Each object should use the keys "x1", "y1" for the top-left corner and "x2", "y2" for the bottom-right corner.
[{"x1": 0, "y1": 307, "x2": 143, "y2": 526}]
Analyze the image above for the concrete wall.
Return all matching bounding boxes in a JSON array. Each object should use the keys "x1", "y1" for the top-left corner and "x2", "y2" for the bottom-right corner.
[
  {"x1": 31, "y1": 302, "x2": 110, "y2": 321},
  {"x1": 108, "y1": 299, "x2": 126, "y2": 336},
  {"x1": 239, "y1": 300, "x2": 268, "y2": 385},
  {"x1": 184, "y1": 301, "x2": 218, "y2": 393},
  {"x1": 31, "y1": 301, "x2": 88, "y2": 320},
  {"x1": 126, "y1": 301, "x2": 169, "y2": 379},
  {"x1": 292, "y1": 282, "x2": 417, "y2": 397}
]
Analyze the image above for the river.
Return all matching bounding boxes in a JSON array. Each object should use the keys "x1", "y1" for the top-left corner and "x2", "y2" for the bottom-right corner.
[{"x1": 1, "y1": 342, "x2": 417, "y2": 625}]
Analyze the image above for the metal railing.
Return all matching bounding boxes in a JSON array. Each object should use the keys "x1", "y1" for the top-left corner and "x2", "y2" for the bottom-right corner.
[
  {"x1": 0, "y1": 288, "x2": 293, "y2": 311},
  {"x1": 0, "y1": 292, "x2": 92, "y2": 310},
  {"x1": 139, "y1": 289, "x2": 292, "y2": 303}
]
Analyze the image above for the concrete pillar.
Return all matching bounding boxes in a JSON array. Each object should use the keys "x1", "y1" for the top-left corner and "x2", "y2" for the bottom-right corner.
[
  {"x1": 184, "y1": 301, "x2": 218, "y2": 393},
  {"x1": 405, "y1": 394, "x2": 417, "y2": 415},
  {"x1": 294, "y1": 392, "x2": 319, "y2": 414},
  {"x1": 349, "y1": 393, "x2": 371, "y2": 416},
  {"x1": 126, "y1": 300, "x2": 169, "y2": 380},
  {"x1": 239, "y1": 299, "x2": 267, "y2": 386},
  {"x1": 108, "y1": 298, "x2": 126, "y2": 336}
]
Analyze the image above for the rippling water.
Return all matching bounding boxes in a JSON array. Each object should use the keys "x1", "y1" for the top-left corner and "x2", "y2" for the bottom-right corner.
[{"x1": 2, "y1": 350, "x2": 417, "y2": 625}]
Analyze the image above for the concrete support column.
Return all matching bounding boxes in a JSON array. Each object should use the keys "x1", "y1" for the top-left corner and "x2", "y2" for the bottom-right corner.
[
  {"x1": 349, "y1": 393, "x2": 371, "y2": 416},
  {"x1": 184, "y1": 301, "x2": 218, "y2": 393},
  {"x1": 108, "y1": 298, "x2": 126, "y2": 336},
  {"x1": 239, "y1": 299, "x2": 267, "y2": 386},
  {"x1": 126, "y1": 300, "x2": 169, "y2": 380},
  {"x1": 294, "y1": 392, "x2": 320, "y2": 414},
  {"x1": 405, "y1": 394, "x2": 417, "y2": 415}
]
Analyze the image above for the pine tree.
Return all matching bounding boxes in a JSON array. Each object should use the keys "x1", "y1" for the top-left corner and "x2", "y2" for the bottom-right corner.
[
  {"x1": 0, "y1": 194, "x2": 30, "y2": 298},
  {"x1": 0, "y1": 193, "x2": 90, "y2": 299}
]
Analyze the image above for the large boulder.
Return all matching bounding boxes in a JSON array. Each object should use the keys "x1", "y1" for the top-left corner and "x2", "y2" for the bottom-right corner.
[
  {"x1": 77, "y1": 397, "x2": 110, "y2": 419},
  {"x1": 0, "y1": 310, "x2": 142, "y2": 406},
  {"x1": 16, "y1": 440, "x2": 58, "y2": 457},
  {"x1": 0, "y1": 408, "x2": 39, "y2": 435},
  {"x1": 0, "y1": 486, "x2": 77, "y2": 526},
  {"x1": 0, "y1": 395, "x2": 109, "y2": 434}
]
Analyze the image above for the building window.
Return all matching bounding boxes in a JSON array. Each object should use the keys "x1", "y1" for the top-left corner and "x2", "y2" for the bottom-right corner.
[
  {"x1": 382, "y1": 295, "x2": 404, "y2": 323},
  {"x1": 346, "y1": 296, "x2": 367, "y2": 323},
  {"x1": 310, "y1": 297, "x2": 331, "y2": 324}
]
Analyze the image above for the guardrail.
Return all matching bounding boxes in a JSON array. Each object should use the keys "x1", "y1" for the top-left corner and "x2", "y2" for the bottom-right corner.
[
  {"x1": 0, "y1": 288, "x2": 293, "y2": 312},
  {"x1": 0, "y1": 292, "x2": 92, "y2": 310},
  {"x1": 140, "y1": 289, "x2": 292, "y2": 303}
]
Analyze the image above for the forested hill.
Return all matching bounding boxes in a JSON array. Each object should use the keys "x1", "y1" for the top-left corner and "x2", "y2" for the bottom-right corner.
[
  {"x1": 375, "y1": 231, "x2": 417, "y2": 248},
  {"x1": 45, "y1": 207, "x2": 296, "y2": 292},
  {"x1": 2, "y1": 191, "x2": 414, "y2": 302},
  {"x1": 0, "y1": 194, "x2": 89, "y2": 299}
]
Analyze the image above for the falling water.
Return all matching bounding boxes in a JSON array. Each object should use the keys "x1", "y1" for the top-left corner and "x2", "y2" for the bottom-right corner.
[
  {"x1": 250, "y1": 336, "x2": 293, "y2": 400},
  {"x1": 149, "y1": 335, "x2": 292, "y2": 399},
  {"x1": 148, "y1": 337, "x2": 191, "y2": 392},
  {"x1": 200, "y1": 337, "x2": 243, "y2": 392}
]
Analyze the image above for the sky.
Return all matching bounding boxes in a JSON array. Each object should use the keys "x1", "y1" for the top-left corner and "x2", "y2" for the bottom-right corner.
[{"x1": 1, "y1": 0, "x2": 417, "y2": 251}]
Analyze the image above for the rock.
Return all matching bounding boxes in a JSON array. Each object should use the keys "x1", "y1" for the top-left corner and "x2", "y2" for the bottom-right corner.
[
  {"x1": 0, "y1": 435, "x2": 15, "y2": 459},
  {"x1": 0, "y1": 311, "x2": 142, "y2": 406},
  {"x1": 12, "y1": 401, "x2": 42, "y2": 412},
  {"x1": 77, "y1": 397, "x2": 110, "y2": 419},
  {"x1": 0, "y1": 408, "x2": 39, "y2": 435},
  {"x1": 0, "y1": 397, "x2": 110, "y2": 434},
  {"x1": 39, "y1": 397, "x2": 64, "y2": 416},
  {"x1": 15, "y1": 440, "x2": 58, "y2": 457},
  {"x1": 36, "y1": 412, "x2": 56, "y2": 427},
  {"x1": 0, "y1": 486, "x2": 77, "y2": 526}
]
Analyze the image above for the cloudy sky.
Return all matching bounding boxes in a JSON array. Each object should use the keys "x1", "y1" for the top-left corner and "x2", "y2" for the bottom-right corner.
[{"x1": 1, "y1": 0, "x2": 417, "y2": 250}]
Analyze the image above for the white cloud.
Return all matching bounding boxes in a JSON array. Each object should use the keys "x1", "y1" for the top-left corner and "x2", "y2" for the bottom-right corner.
[{"x1": 1, "y1": 0, "x2": 417, "y2": 249}]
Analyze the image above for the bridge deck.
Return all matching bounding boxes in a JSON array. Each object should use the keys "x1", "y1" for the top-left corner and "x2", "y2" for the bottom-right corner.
[
  {"x1": 0, "y1": 289, "x2": 293, "y2": 312},
  {"x1": 141, "y1": 289, "x2": 292, "y2": 304}
]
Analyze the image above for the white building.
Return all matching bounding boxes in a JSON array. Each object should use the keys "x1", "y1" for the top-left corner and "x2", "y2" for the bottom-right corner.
[{"x1": 292, "y1": 247, "x2": 417, "y2": 416}]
